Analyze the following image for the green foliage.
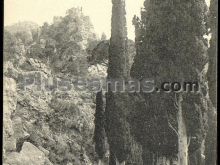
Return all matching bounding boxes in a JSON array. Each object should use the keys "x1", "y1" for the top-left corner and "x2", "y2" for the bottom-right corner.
[
  {"x1": 94, "y1": 91, "x2": 106, "y2": 159},
  {"x1": 105, "y1": 0, "x2": 140, "y2": 163},
  {"x1": 4, "y1": 30, "x2": 17, "y2": 61},
  {"x1": 105, "y1": 92, "x2": 132, "y2": 162},
  {"x1": 4, "y1": 30, "x2": 27, "y2": 67},
  {"x1": 88, "y1": 40, "x2": 109, "y2": 65},
  {"x1": 131, "y1": 0, "x2": 209, "y2": 162},
  {"x1": 5, "y1": 21, "x2": 40, "y2": 45},
  {"x1": 205, "y1": 1, "x2": 218, "y2": 164},
  {"x1": 4, "y1": 11, "x2": 96, "y2": 76},
  {"x1": 87, "y1": 39, "x2": 135, "y2": 68},
  {"x1": 207, "y1": 0, "x2": 217, "y2": 107},
  {"x1": 48, "y1": 97, "x2": 93, "y2": 164},
  {"x1": 130, "y1": 93, "x2": 178, "y2": 156},
  {"x1": 86, "y1": 40, "x2": 100, "y2": 55},
  {"x1": 108, "y1": 0, "x2": 129, "y2": 79},
  {"x1": 28, "y1": 43, "x2": 46, "y2": 59},
  {"x1": 109, "y1": 148, "x2": 116, "y2": 165},
  {"x1": 204, "y1": 103, "x2": 217, "y2": 165},
  {"x1": 40, "y1": 8, "x2": 96, "y2": 50},
  {"x1": 126, "y1": 137, "x2": 143, "y2": 165},
  {"x1": 37, "y1": 7, "x2": 97, "y2": 75}
]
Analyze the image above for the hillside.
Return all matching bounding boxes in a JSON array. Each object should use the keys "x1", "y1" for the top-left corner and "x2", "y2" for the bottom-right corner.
[{"x1": 3, "y1": 7, "x2": 107, "y2": 165}]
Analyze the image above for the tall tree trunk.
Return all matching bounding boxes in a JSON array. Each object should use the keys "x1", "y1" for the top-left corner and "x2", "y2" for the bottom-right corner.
[
  {"x1": 177, "y1": 95, "x2": 188, "y2": 165},
  {"x1": 200, "y1": 140, "x2": 206, "y2": 165}
]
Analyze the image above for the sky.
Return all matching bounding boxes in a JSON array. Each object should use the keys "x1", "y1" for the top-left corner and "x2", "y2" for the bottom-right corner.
[{"x1": 4, "y1": 0, "x2": 210, "y2": 40}]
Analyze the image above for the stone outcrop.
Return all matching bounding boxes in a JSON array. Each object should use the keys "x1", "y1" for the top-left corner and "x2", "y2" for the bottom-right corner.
[
  {"x1": 3, "y1": 8, "x2": 108, "y2": 164},
  {"x1": 3, "y1": 35, "x2": 105, "y2": 165},
  {"x1": 5, "y1": 142, "x2": 53, "y2": 165},
  {"x1": 3, "y1": 77, "x2": 17, "y2": 156}
]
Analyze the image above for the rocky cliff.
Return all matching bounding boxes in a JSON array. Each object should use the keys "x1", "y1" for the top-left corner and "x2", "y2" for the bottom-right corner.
[
  {"x1": 3, "y1": 47, "x2": 107, "y2": 165},
  {"x1": 3, "y1": 8, "x2": 107, "y2": 165}
]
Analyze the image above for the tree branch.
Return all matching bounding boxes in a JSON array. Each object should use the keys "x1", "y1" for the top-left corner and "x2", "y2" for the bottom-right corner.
[
  {"x1": 174, "y1": 102, "x2": 179, "y2": 110},
  {"x1": 187, "y1": 136, "x2": 191, "y2": 147},
  {"x1": 168, "y1": 121, "x2": 179, "y2": 137},
  {"x1": 166, "y1": 109, "x2": 179, "y2": 137}
]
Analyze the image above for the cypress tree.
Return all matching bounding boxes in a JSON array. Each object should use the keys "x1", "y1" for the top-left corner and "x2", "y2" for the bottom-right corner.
[
  {"x1": 109, "y1": 148, "x2": 116, "y2": 165},
  {"x1": 105, "y1": 0, "x2": 142, "y2": 164},
  {"x1": 108, "y1": 0, "x2": 129, "y2": 79},
  {"x1": 207, "y1": 0, "x2": 218, "y2": 108},
  {"x1": 204, "y1": 104, "x2": 217, "y2": 165},
  {"x1": 205, "y1": 0, "x2": 218, "y2": 164},
  {"x1": 94, "y1": 91, "x2": 106, "y2": 165},
  {"x1": 131, "y1": 0, "x2": 209, "y2": 164}
]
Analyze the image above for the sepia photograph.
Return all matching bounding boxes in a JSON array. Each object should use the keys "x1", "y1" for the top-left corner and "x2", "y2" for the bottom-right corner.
[{"x1": 3, "y1": 0, "x2": 217, "y2": 165}]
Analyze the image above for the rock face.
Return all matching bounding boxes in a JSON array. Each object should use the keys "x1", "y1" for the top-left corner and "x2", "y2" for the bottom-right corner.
[
  {"x1": 3, "y1": 67, "x2": 53, "y2": 165},
  {"x1": 5, "y1": 142, "x2": 53, "y2": 165},
  {"x1": 3, "y1": 77, "x2": 17, "y2": 155},
  {"x1": 3, "y1": 57, "x2": 98, "y2": 164},
  {"x1": 3, "y1": 9, "x2": 106, "y2": 165}
]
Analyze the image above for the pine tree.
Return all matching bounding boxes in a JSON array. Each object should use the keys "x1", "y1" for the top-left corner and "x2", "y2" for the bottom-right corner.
[
  {"x1": 131, "y1": 0, "x2": 209, "y2": 164},
  {"x1": 94, "y1": 91, "x2": 106, "y2": 165}
]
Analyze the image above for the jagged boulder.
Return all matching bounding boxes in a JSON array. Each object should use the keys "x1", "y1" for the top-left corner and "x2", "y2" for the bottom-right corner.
[{"x1": 5, "y1": 142, "x2": 53, "y2": 165}]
